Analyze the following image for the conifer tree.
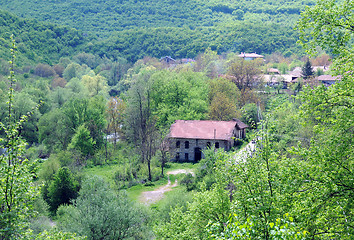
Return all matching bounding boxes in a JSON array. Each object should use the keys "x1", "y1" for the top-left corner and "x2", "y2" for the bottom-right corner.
[{"x1": 301, "y1": 58, "x2": 314, "y2": 79}]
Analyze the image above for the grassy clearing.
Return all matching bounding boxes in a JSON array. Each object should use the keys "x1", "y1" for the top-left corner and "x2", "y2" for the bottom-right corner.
[
  {"x1": 165, "y1": 162, "x2": 199, "y2": 172},
  {"x1": 126, "y1": 177, "x2": 168, "y2": 201},
  {"x1": 83, "y1": 164, "x2": 120, "y2": 188},
  {"x1": 83, "y1": 161, "x2": 199, "y2": 202}
]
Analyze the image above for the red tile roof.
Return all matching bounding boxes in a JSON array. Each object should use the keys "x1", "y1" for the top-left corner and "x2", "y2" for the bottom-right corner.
[{"x1": 169, "y1": 120, "x2": 247, "y2": 140}]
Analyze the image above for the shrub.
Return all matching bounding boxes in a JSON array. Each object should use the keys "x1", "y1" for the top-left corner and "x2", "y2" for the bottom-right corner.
[
  {"x1": 34, "y1": 63, "x2": 55, "y2": 78},
  {"x1": 180, "y1": 173, "x2": 196, "y2": 191}
]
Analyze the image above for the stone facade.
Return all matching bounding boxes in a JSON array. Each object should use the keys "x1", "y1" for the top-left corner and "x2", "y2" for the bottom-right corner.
[
  {"x1": 170, "y1": 138, "x2": 231, "y2": 162},
  {"x1": 168, "y1": 119, "x2": 248, "y2": 162}
]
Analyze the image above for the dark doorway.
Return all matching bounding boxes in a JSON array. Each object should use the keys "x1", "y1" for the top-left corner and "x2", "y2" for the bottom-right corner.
[{"x1": 194, "y1": 147, "x2": 202, "y2": 161}]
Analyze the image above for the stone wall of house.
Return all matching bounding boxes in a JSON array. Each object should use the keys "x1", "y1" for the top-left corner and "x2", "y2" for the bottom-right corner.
[{"x1": 169, "y1": 138, "x2": 230, "y2": 162}]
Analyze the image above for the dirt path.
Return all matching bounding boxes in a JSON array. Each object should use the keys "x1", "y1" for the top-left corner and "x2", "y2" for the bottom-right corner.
[{"x1": 139, "y1": 169, "x2": 194, "y2": 205}]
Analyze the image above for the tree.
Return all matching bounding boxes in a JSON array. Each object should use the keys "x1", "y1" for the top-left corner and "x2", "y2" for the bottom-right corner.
[
  {"x1": 68, "y1": 124, "x2": 96, "y2": 158},
  {"x1": 38, "y1": 108, "x2": 72, "y2": 151},
  {"x1": 228, "y1": 59, "x2": 263, "y2": 91},
  {"x1": 154, "y1": 184, "x2": 231, "y2": 239},
  {"x1": 58, "y1": 176, "x2": 149, "y2": 240},
  {"x1": 208, "y1": 77, "x2": 241, "y2": 121},
  {"x1": 295, "y1": 1, "x2": 354, "y2": 237},
  {"x1": 106, "y1": 97, "x2": 126, "y2": 147},
  {"x1": 149, "y1": 70, "x2": 209, "y2": 128},
  {"x1": 301, "y1": 58, "x2": 314, "y2": 79},
  {"x1": 297, "y1": 0, "x2": 354, "y2": 57},
  {"x1": 209, "y1": 93, "x2": 237, "y2": 121},
  {"x1": 62, "y1": 96, "x2": 106, "y2": 149},
  {"x1": 46, "y1": 167, "x2": 79, "y2": 213},
  {"x1": 81, "y1": 73, "x2": 108, "y2": 97},
  {"x1": 241, "y1": 103, "x2": 259, "y2": 128},
  {"x1": 0, "y1": 37, "x2": 39, "y2": 238},
  {"x1": 125, "y1": 69, "x2": 158, "y2": 182}
]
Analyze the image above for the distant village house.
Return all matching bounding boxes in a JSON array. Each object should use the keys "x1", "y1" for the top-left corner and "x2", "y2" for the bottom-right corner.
[
  {"x1": 160, "y1": 56, "x2": 176, "y2": 65},
  {"x1": 168, "y1": 119, "x2": 248, "y2": 162},
  {"x1": 238, "y1": 52, "x2": 264, "y2": 61},
  {"x1": 317, "y1": 75, "x2": 341, "y2": 86}
]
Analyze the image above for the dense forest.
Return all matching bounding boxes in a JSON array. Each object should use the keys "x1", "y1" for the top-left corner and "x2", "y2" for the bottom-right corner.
[
  {"x1": 0, "y1": 0, "x2": 312, "y2": 63},
  {"x1": 0, "y1": 0, "x2": 353, "y2": 239}
]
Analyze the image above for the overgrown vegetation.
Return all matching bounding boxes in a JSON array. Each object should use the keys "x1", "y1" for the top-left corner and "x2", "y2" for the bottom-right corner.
[{"x1": 0, "y1": 0, "x2": 352, "y2": 239}]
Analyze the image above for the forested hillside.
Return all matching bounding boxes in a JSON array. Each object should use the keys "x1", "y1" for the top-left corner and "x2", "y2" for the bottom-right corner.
[
  {"x1": 0, "y1": 0, "x2": 315, "y2": 62},
  {"x1": 1, "y1": 0, "x2": 353, "y2": 239},
  {"x1": 0, "y1": 0, "x2": 315, "y2": 35},
  {"x1": 0, "y1": 10, "x2": 88, "y2": 65}
]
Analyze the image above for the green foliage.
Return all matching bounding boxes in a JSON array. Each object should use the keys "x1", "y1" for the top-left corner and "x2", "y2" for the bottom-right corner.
[
  {"x1": 208, "y1": 213, "x2": 307, "y2": 240},
  {"x1": 297, "y1": 0, "x2": 353, "y2": 56},
  {"x1": 58, "y1": 176, "x2": 150, "y2": 240},
  {"x1": 301, "y1": 59, "x2": 314, "y2": 79},
  {"x1": 241, "y1": 103, "x2": 258, "y2": 128},
  {"x1": 154, "y1": 188, "x2": 193, "y2": 222},
  {"x1": 25, "y1": 229, "x2": 87, "y2": 240},
  {"x1": 295, "y1": 3, "x2": 354, "y2": 236},
  {"x1": 46, "y1": 167, "x2": 79, "y2": 213},
  {"x1": 154, "y1": 184, "x2": 231, "y2": 239},
  {"x1": 0, "y1": 10, "x2": 86, "y2": 65},
  {"x1": 180, "y1": 173, "x2": 196, "y2": 191},
  {"x1": 68, "y1": 125, "x2": 96, "y2": 157},
  {"x1": 0, "y1": 37, "x2": 39, "y2": 238},
  {"x1": 149, "y1": 70, "x2": 209, "y2": 128}
]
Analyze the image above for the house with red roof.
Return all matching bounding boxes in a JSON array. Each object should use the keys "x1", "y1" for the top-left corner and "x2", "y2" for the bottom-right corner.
[{"x1": 168, "y1": 119, "x2": 248, "y2": 162}]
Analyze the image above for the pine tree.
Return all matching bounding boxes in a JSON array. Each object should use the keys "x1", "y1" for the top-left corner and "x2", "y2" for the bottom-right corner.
[{"x1": 301, "y1": 59, "x2": 314, "y2": 79}]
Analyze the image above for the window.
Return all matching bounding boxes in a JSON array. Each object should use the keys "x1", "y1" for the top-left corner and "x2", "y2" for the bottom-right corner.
[
  {"x1": 176, "y1": 141, "x2": 180, "y2": 148},
  {"x1": 185, "y1": 153, "x2": 189, "y2": 161},
  {"x1": 215, "y1": 142, "x2": 219, "y2": 148},
  {"x1": 185, "y1": 141, "x2": 189, "y2": 149},
  {"x1": 206, "y1": 142, "x2": 211, "y2": 148},
  {"x1": 176, "y1": 152, "x2": 180, "y2": 160}
]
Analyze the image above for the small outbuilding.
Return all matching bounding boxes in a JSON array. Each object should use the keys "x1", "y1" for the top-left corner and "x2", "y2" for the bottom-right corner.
[{"x1": 168, "y1": 119, "x2": 248, "y2": 162}]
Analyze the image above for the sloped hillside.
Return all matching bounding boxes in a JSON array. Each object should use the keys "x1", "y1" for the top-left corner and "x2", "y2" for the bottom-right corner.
[
  {"x1": 0, "y1": 0, "x2": 315, "y2": 37},
  {"x1": 0, "y1": 10, "x2": 88, "y2": 65}
]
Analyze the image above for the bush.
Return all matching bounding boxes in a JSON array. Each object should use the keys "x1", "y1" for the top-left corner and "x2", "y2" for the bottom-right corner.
[
  {"x1": 58, "y1": 176, "x2": 151, "y2": 239},
  {"x1": 180, "y1": 173, "x2": 196, "y2": 191},
  {"x1": 156, "y1": 188, "x2": 192, "y2": 221},
  {"x1": 34, "y1": 63, "x2": 56, "y2": 78},
  {"x1": 46, "y1": 167, "x2": 80, "y2": 213}
]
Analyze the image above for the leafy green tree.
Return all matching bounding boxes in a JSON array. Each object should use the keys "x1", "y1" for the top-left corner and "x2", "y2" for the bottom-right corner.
[
  {"x1": 0, "y1": 37, "x2": 39, "y2": 238},
  {"x1": 106, "y1": 97, "x2": 126, "y2": 147},
  {"x1": 293, "y1": 80, "x2": 354, "y2": 237},
  {"x1": 81, "y1": 73, "x2": 108, "y2": 97},
  {"x1": 62, "y1": 96, "x2": 106, "y2": 149},
  {"x1": 125, "y1": 69, "x2": 158, "y2": 181},
  {"x1": 297, "y1": 0, "x2": 353, "y2": 57},
  {"x1": 149, "y1": 70, "x2": 209, "y2": 128},
  {"x1": 58, "y1": 176, "x2": 149, "y2": 240},
  {"x1": 209, "y1": 92, "x2": 237, "y2": 121},
  {"x1": 208, "y1": 213, "x2": 307, "y2": 240},
  {"x1": 294, "y1": 1, "x2": 354, "y2": 237},
  {"x1": 46, "y1": 167, "x2": 79, "y2": 213},
  {"x1": 208, "y1": 77, "x2": 241, "y2": 121},
  {"x1": 38, "y1": 108, "x2": 72, "y2": 151},
  {"x1": 241, "y1": 103, "x2": 259, "y2": 128},
  {"x1": 228, "y1": 59, "x2": 263, "y2": 91},
  {"x1": 68, "y1": 124, "x2": 96, "y2": 157},
  {"x1": 154, "y1": 184, "x2": 230, "y2": 239}
]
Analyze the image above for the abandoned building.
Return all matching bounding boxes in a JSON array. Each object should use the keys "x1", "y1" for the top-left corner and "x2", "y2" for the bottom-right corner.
[{"x1": 168, "y1": 119, "x2": 248, "y2": 162}]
